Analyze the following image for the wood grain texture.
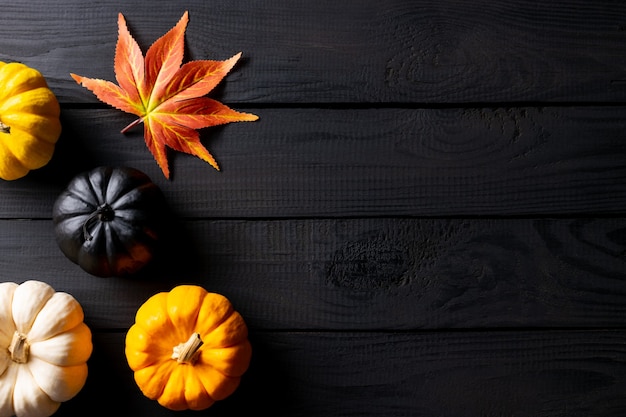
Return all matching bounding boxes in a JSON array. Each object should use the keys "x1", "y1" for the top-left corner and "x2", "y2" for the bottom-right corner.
[
  {"x1": 2, "y1": 217, "x2": 624, "y2": 330},
  {"x1": 0, "y1": 106, "x2": 624, "y2": 218},
  {"x1": 0, "y1": 1, "x2": 624, "y2": 415},
  {"x1": 54, "y1": 330, "x2": 626, "y2": 417},
  {"x1": 0, "y1": 0, "x2": 625, "y2": 103}
]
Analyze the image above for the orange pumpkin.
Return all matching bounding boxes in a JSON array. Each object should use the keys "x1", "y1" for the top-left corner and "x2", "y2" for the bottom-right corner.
[{"x1": 124, "y1": 285, "x2": 251, "y2": 410}]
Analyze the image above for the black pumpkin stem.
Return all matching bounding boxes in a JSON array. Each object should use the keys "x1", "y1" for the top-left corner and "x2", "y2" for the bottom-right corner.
[{"x1": 83, "y1": 203, "x2": 115, "y2": 241}]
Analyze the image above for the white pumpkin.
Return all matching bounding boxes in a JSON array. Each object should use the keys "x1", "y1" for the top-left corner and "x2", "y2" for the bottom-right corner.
[{"x1": 0, "y1": 280, "x2": 92, "y2": 417}]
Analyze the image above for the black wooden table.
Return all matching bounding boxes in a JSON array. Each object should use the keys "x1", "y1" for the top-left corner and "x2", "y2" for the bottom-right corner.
[{"x1": 1, "y1": 1, "x2": 626, "y2": 416}]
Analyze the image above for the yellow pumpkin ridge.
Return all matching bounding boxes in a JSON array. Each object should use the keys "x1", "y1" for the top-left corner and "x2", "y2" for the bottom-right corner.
[{"x1": 0, "y1": 62, "x2": 61, "y2": 180}]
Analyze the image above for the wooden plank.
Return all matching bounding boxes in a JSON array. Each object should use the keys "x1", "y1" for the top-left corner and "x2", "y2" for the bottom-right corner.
[
  {"x1": 1, "y1": 0, "x2": 626, "y2": 104},
  {"x1": 2, "y1": 217, "x2": 624, "y2": 330},
  {"x1": 55, "y1": 329, "x2": 626, "y2": 416},
  {"x1": 2, "y1": 2, "x2": 624, "y2": 416},
  {"x1": 0, "y1": 106, "x2": 624, "y2": 218}
]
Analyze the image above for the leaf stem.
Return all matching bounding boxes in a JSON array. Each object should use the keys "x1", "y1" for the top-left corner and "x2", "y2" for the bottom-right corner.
[{"x1": 121, "y1": 118, "x2": 144, "y2": 134}]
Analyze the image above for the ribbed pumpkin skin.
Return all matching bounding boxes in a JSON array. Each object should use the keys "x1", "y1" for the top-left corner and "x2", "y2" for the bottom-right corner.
[
  {"x1": 52, "y1": 166, "x2": 166, "y2": 277},
  {"x1": 0, "y1": 62, "x2": 61, "y2": 180},
  {"x1": 0, "y1": 280, "x2": 92, "y2": 417},
  {"x1": 125, "y1": 285, "x2": 252, "y2": 411}
]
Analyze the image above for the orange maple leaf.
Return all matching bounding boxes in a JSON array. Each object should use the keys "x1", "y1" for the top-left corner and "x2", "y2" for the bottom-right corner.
[{"x1": 70, "y1": 11, "x2": 258, "y2": 178}]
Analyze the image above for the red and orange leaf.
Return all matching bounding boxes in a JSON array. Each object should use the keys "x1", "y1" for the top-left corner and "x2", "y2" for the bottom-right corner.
[
  {"x1": 70, "y1": 11, "x2": 258, "y2": 179},
  {"x1": 115, "y1": 12, "x2": 146, "y2": 107}
]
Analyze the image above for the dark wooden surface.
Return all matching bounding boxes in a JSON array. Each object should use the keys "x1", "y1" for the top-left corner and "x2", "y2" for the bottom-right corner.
[{"x1": 1, "y1": 1, "x2": 625, "y2": 416}]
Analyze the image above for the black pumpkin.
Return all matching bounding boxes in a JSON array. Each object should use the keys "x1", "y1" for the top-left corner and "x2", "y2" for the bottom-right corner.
[{"x1": 52, "y1": 166, "x2": 166, "y2": 277}]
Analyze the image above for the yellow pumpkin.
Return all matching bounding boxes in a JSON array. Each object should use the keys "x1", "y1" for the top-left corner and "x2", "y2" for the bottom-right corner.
[
  {"x1": 125, "y1": 285, "x2": 252, "y2": 411},
  {"x1": 0, "y1": 62, "x2": 61, "y2": 180},
  {"x1": 0, "y1": 280, "x2": 92, "y2": 417}
]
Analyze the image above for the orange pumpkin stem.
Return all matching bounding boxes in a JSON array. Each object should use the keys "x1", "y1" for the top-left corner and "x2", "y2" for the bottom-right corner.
[
  {"x1": 172, "y1": 332, "x2": 204, "y2": 365},
  {"x1": 8, "y1": 331, "x2": 29, "y2": 363}
]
